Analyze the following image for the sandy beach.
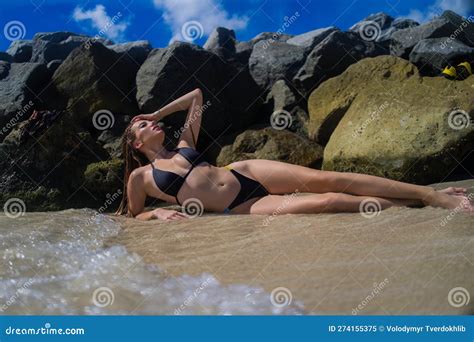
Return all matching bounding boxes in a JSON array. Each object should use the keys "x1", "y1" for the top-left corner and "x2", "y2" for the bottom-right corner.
[{"x1": 108, "y1": 179, "x2": 474, "y2": 314}]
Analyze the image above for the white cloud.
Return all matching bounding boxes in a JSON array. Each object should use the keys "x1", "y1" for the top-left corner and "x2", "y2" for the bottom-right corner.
[
  {"x1": 73, "y1": 4, "x2": 128, "y2": 41},
  {"x1": 153, "y1": 0, "x2": 248, "y2": 44},
  {"x1": 404, "y1": 0, "x2": 471, "y2": 23}
]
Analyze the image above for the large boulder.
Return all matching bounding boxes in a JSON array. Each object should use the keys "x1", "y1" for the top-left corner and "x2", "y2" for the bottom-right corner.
[
  {"x1": 51, "y1": 42, "x2": 139, "y2": 127},
  {"x1": 265, "y1": 79, "x2": 297, "y2": 113},
  {"x1": 83, "y1": 158, "x2": 124, "y2": 198},
  {"x1": 0, "y1": 52, "x2": 12, "y2": 62},
  {"x1": 293, "y1": 30, "x2": 384, "y2": 94},
  {"x1": 263, "y1": 80, "x2": 309, "y2": 136},
  {"x1": 390, "y1": 10, "x2": 474, "y2": 58},
  {"x1": 409, "y1": 38, "x2": 474, "y2": 75},
  {"x1": 308, "y1": 55, "x2": 474, "y2": 184},
  {"x1": 235, "y1": 31, "x2": 293, "y2": 65},
  {"x1": 214, "y1": 125, "x2": 323, "y2": 168},
  {"x1": 6, "y1": 40, "x2": 33, "y2": 62},
  {"x1": 249, "y1": 40, "x2": 307, "y2": 91},
  {"x1": 31, "y1": 31, "x2": 113, "y2": 64},
  {"x1": 0, "y1": 110, "x2": 109, "y2": 211},
  {"x1": 136, "y1": 41, "x2": 261, "y2": 139},
  {"x1": 203, "y1": 27, "x2": 236, "y2": 57},
  {"x1": 349, "y1": 12, "x2": 419, "y2": 49},
  {"x1": 286, "y1": 27, "x2": 339, "y2": 51},
  {"x1": 107, "y1": 40, "x2": 152, "y2": 65},
  {"x1": 0, "y1": 62, "x2": 49, "y2": 141}
]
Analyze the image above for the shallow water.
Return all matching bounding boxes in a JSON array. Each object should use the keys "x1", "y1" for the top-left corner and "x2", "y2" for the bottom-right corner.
[
  {"x1": 1, "y1": 180, "x2": 473, "y2": 315},
  {"x1": 0, "y1": 209, "x2": 303, "y2": 314}
]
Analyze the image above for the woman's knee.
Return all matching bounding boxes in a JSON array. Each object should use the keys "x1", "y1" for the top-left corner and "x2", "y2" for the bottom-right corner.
[
  {"x1": 301, "y1": 193, "x2": 338, "y2": 213},
  {"x1": 317, "y1": 192, "x2": 347, "y2": 211}
]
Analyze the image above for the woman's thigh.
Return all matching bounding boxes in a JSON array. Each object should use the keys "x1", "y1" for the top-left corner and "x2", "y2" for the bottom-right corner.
[{"x1": 231, "y1": 159, "x2": 336, "y2": 195}]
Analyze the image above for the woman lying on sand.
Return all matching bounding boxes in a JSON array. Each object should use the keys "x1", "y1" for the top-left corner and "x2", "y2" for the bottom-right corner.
[{"x1": 115, "y1": 88, "x2": 472, "y2": 221}]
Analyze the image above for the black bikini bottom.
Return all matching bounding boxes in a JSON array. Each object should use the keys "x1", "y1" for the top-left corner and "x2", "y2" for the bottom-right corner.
[{"x1": 223, "y1": 167, "x2": 269, "y2": 213}]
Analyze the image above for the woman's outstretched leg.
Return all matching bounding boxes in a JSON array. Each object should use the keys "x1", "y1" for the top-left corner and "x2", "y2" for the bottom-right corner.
[
  {"x1": 244, "y1": 159, "x2": 471, "y2": 211},
  {"x1": 248, "y1": 193, "x2": 423, "y2": 215}
]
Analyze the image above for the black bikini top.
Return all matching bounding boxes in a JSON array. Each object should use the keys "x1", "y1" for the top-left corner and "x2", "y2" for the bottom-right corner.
[{"x1": 150, "y1": 147, "x2": 206, "y2": 205}]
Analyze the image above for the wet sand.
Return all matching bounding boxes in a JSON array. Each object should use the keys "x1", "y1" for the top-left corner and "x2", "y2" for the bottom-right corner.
[{"x1": 108, "y1": 180, "x2": 474, "y2": 314}]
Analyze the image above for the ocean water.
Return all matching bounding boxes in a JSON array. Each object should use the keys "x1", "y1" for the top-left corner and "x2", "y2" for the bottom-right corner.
[
  {"x1": 0, "y1": 209, "x2": 304, "y2": 315},
  {"x1": 1, "y1": 180, "x2": 473, "y2": 315}
]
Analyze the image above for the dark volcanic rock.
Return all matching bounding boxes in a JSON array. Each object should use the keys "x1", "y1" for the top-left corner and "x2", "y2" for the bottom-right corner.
[
  {"x1": 108, "y1": 40, "x2": 152, "y2": 66},
  {"x1": 0, "y1": 62, "x2": 49, "y2": 141},
  {"x1": 0, "y1": 52, "x2": 12, "y2": 62},
  {"x1": 46, "y1": 59, "x2": 62, "y2": 73},
  {"x1": 52, "y1": 42, "x2": 139, "y2": 127},
  {"x1": 390, "y1": 10, "x2": 474, "y2": 58},
  {"x1": 0, "y1": 61, "x2": 10, "y2": 79},
  {"x1": 286, "y1": 27, "x2": 339, "y2": 52},
  {"x1": 293, "y1": 30, "x2": 384, "y2": 94},
  {"x1": 136, "y1": 41, "x2": 261, "y2": 139},
  {"x1": 350, "y1": 12, "x2": 419, "y2": 49},
  {"x1": 409, "y1": 38, "x2": 474, "y2": 75},
  {"x1": 350, "y1": 12, "x2": 394, "y2": 32},
  {"x1": 249, "y1": 40, "x2": 307, "y2": 91},
  {"x1": 203, "y1": 27, "x2": 236, "y2": 56},
  {"x1": 31, "y1": 32, "x2": 114, "y2": 64},
  {"x1": 6, "y1": 40, "x2": 33, "y2": 62},
  {"x1": 0, "y1": 111, "x2": 110, "y2": 211},
  {"x1": 235, "y1": 31, "x2": 293, "y2": 65}
]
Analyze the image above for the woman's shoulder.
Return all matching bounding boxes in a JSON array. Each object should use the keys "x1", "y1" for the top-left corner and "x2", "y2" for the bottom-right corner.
[{"x1": 129, "y1": 164, "x2": 149, "y2": 181}]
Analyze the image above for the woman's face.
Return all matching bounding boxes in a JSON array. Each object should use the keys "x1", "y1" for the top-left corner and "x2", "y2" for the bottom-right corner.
[{"x1": 130, "y1": 119, "x2": 165, "y2": 150}]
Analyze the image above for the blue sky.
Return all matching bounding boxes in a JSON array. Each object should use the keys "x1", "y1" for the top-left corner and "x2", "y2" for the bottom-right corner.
[{"x1": 0, "y1": 0, "x2": 473, "y2": 51}]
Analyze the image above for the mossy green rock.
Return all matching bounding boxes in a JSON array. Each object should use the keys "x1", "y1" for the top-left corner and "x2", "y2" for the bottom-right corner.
[
  {"x1": 0, "y1": 114, "x2": 109, "y2": 211},
  {"x1": 52, "y1": 43, "x2": 139, "y2": 124},
  {"x1": 308, "y1": 55, "x2": 473, "y2": 183},
  {"x1": 83, "y1": 158, "x2": 124, "y2": 196},
  {"x1": 216, "y1": 125, "x2": 323, "y2": 168}
]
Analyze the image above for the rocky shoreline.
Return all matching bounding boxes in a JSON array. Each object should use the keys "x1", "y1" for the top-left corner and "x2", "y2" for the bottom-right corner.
[{"x1": 0, "y1": 10, "x2": 473, "y2": 211}]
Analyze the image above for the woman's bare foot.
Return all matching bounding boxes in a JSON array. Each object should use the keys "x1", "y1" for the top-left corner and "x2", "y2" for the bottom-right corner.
[
  {"x1": 437, "y1": 186, "x2": 468, "y2": 196},
  {"x1": 422, "y1": 191, "x2": 473, "y2": 212}
]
